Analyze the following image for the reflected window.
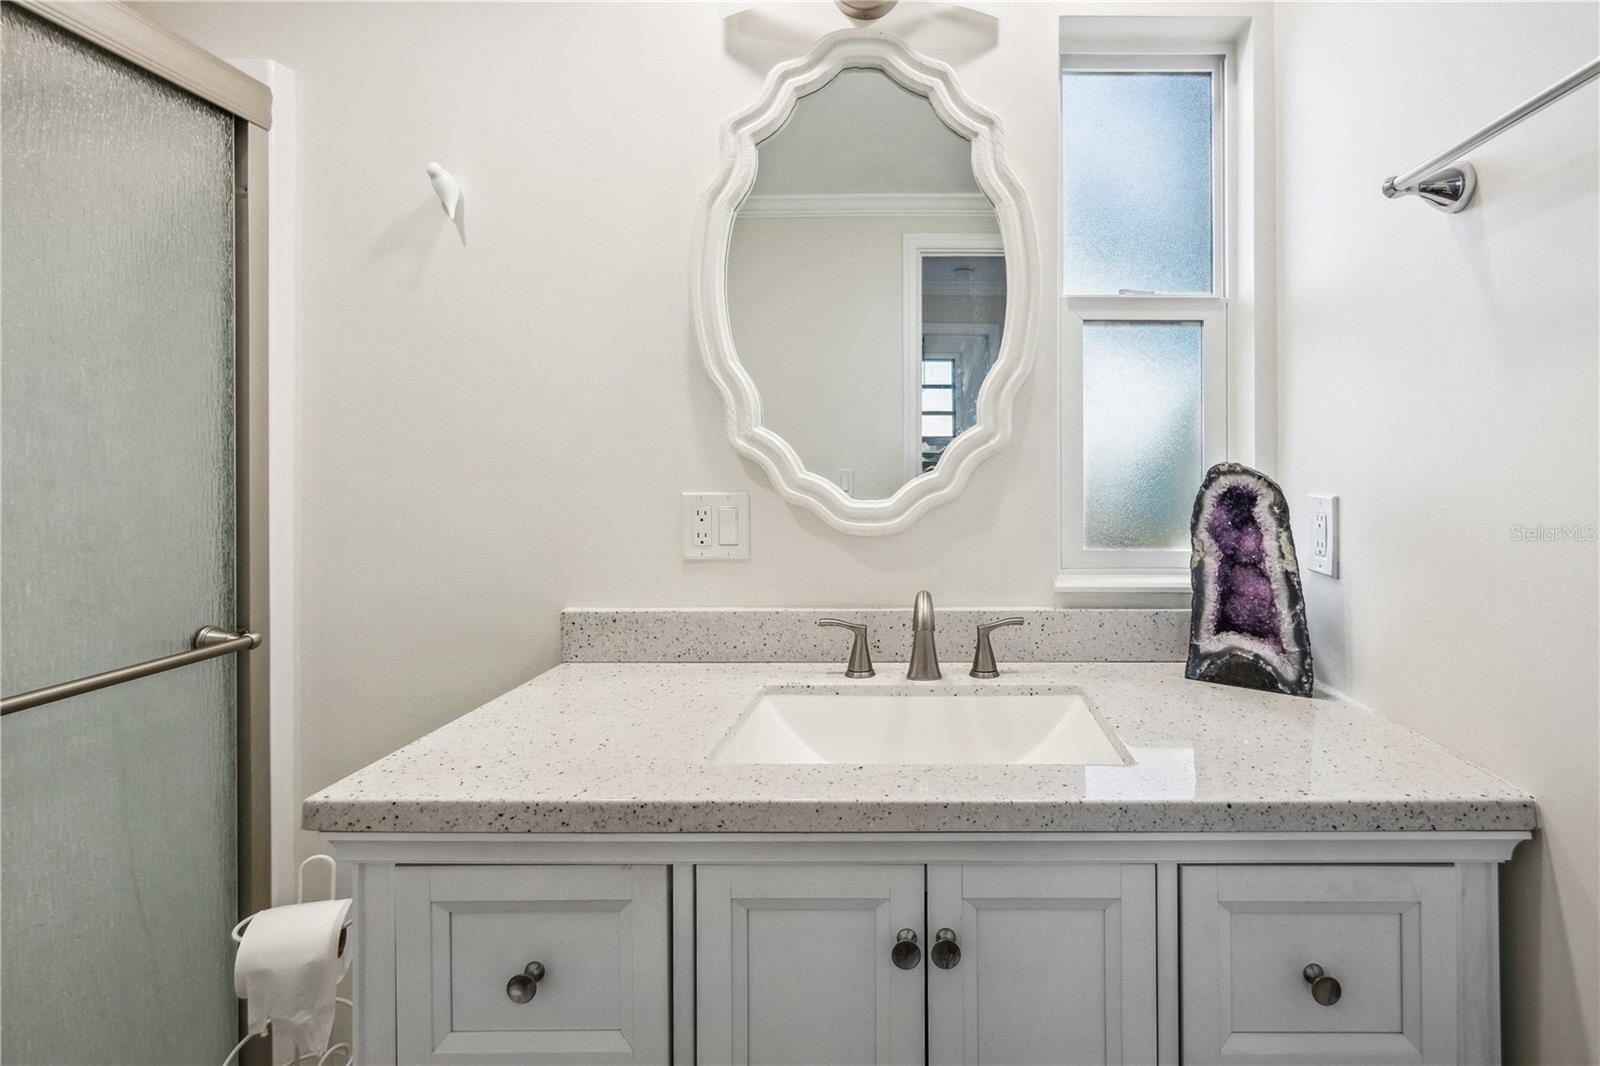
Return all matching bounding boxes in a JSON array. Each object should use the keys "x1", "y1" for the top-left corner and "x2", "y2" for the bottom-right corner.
[{"x1": 919, "y1": 358, "x2": 957, "y2": 466}]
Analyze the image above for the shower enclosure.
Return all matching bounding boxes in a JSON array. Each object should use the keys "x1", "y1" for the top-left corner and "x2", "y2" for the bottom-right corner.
[{"x1": 0, "y1": 3, "x2": 270, "y2": 1062}]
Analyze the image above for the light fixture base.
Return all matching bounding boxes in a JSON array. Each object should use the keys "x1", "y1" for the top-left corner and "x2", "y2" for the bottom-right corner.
[{"x1": 834, "y1": 0, "x2": 898, "y2": 24}]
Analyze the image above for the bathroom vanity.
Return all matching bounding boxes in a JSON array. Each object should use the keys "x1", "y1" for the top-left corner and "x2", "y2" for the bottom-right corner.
[{"x1": 308, "y1": 611, "x2": 1534, "y2": 1066}]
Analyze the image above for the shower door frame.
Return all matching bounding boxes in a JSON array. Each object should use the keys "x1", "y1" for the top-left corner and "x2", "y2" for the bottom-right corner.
[{"x1": 9, "y1": 0, "x2": 274, "y2": 929}]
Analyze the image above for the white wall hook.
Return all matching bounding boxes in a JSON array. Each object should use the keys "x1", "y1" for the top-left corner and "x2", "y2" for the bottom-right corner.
[{"x1": 426, "y1": 162, "x2": 460, "y2": 220}]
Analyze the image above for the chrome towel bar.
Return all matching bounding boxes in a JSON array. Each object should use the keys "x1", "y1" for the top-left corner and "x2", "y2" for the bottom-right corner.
[
  {"x1": 1384, "y1": 56, "x2": 1600, "y2": 213},
  {"x1": 1, "y1": 626, "x2": 261, "y2": 716}
]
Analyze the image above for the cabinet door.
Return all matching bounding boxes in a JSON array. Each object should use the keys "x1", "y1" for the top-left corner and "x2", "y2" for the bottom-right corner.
[
  {"x1": 696, "y1": 864, "x2": 925, "y2": 1066},
  {"x1": 926, "y1": 864, "x2": 1157, "y2": 1066},
  {"x1": 395, "y1": 865, "x2": 669, "y2": 1065},
  {"x1": 1180, "y1": 865, "x2": 1459, "y2": 1065}
]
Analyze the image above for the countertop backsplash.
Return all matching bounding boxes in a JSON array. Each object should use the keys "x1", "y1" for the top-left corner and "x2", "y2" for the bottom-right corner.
[{"x1": 561, "y1": 608, "x2": 1188, "y2": 664}]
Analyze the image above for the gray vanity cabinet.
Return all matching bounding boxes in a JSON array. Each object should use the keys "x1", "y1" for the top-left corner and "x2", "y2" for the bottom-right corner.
[
  {"x1": 694, "y1": 863, "x2": 1157, "y2": 1066},
  {"x1": 695, "y1": 864, "x2": 926, "y2": 1065},
  {"x1": 344, "y1": 840, "x2": 1513, "y2": 1066},
  {"x1": 1179, "y1": 865, "x2": 1463, "y2": 1065},
  {"x1": 926, "y1": 864, "x2": 1158, "y2": 1065},
  {"x1": 392, "y1": 865, "x2": 671, "y2": 1065}
]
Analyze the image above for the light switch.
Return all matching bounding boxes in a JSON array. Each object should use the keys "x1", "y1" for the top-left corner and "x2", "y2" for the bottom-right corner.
[{"x1": 683, "y1": 492, "x2": 749, "y2": 561}]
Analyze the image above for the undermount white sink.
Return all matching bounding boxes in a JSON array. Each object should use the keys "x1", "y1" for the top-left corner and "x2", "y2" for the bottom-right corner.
[{"x1": 711, "y1": 689, "x2": 1129, "y2": 766}]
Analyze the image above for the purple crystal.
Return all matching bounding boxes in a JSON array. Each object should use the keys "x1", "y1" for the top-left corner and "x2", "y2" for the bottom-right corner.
[{"x1": 1186, "y1": 463, "x2": 1313, "y2": 697}]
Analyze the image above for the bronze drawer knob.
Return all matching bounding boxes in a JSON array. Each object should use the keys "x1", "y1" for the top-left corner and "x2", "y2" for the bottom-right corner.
[
  {"x1": 1303, "y1": 963, "x2": 1342, "y2": 1006},
  {"x1": 506, "y1": 961, "x2": 546, "y2": 1003}
]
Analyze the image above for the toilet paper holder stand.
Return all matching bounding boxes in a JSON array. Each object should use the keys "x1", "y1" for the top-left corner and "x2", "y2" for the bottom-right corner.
[{"x1": 223, "y1": 855, "x2": 354, "y2": 1066}]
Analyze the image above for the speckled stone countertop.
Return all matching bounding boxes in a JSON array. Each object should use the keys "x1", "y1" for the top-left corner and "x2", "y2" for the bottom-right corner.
[{"x1": 303, "y1": 662, "x2": 1535, "y2": 834}]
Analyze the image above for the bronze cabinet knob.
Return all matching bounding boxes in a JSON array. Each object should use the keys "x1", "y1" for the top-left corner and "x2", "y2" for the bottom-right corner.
[
  {"x1": 506, "y1": 961, "x2": 546, "y2": 1003},
  {"x1": 930, "y1": 928, "x2": 962, "y2": 970},
  {"x1": 890, "y1": 928, "x2": 921, "y2": 970},
  {"x1": 1303, "y1": 963, "x2": 1342, "y2": 1006}
]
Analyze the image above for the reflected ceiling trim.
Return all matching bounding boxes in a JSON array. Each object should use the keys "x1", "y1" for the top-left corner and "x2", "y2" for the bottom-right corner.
[
  {"x1": 738, "y1": 192, "x2": 995, "y2": 218},
  {"x1": 692, "y1": 29, "x2": 1040, "y2": 536}
]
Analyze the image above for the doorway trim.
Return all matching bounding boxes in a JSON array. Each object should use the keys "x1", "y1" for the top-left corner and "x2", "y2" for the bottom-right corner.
[
  {"x1": 235, "y1": 117, "x2": 273, "y2": 933},
  {"x1": 900, "y1": 232, "x2": 1006, "y2": 481}
]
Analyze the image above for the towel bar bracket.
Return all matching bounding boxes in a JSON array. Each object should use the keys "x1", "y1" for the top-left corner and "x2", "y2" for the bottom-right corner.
[{"x1": 1385, "y1": 56, "x2": 1599, "y2": 213}]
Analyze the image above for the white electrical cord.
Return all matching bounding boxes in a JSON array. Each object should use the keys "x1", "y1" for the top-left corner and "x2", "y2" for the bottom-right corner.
[{"x1": 220, "y1": 1011, "x2": 352, "y2": 1066}]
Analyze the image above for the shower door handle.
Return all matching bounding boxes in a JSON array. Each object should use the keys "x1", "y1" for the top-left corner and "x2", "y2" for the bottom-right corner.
[{"x1": 0, "y1": 626, "x2": 262, "y2": 715}]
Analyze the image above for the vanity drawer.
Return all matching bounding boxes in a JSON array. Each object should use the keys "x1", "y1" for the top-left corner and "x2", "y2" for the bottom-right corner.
[
  {"x1": 395, "y1": 864, "x2": 670, "y2": 1065},
  {"x1": 1180, "y1": 865, "x2": 1459, "y2": 1065}
]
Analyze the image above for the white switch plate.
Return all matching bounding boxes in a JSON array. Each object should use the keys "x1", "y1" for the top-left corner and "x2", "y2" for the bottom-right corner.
[
  {"x1": 1305, "y1": 494, "x2": 1338, "y2": 577},
  {"x1": 683, "y1": 492, "x2": 749, "y2": 560}
]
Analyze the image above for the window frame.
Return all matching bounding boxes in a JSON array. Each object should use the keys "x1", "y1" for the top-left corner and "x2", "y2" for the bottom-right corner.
[{"x1": 1057, "y1": 48, "x2": 1231, "y2": 593}]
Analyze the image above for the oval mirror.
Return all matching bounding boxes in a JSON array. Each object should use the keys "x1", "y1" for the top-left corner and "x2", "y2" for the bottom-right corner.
[{"x1": 694, "y1": 32, "x2": 1038, "y2": 535}]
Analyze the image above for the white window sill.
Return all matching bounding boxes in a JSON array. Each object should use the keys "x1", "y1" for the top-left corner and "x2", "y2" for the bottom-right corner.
[{"x1": 1054, "y1": 569, "x2": 1192, "y2": 607}]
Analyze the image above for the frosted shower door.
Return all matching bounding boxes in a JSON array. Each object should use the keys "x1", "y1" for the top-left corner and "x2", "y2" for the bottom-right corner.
[{"x1": 1, "y1": 7, "x2": 240, "y2": 1064}]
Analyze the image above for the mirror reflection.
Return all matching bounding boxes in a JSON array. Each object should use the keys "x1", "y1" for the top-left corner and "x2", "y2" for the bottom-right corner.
[{"x1": 728, "y1": 68, "x2": 1006, "y2": 500}]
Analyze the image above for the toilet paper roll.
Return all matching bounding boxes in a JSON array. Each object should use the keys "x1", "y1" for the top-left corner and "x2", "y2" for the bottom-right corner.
[{"x1": 234, "y1": 898, "x2": 352, "y2": 1056}]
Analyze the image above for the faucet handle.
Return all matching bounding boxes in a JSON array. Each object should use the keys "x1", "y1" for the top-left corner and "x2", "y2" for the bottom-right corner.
[
  {"x1": 970, "y1": 617, "x2": 1024, "y2": 679},
  {"x1": 817, "y1": 619, "x2": 875, "y2": 678}
]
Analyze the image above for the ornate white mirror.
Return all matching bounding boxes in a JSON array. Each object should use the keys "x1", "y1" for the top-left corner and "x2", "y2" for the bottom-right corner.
[{"x1": 694, "y1": 31, "x2": 1038, "y2": 535}]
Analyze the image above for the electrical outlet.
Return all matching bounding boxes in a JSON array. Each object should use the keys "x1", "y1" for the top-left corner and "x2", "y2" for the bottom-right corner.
[
  {"x1": 683, "y1": 492, "x2": 749, "y2": 560},
  {"x1": 1305, "y1": 494, "x2": 1338, "y2": 577}
]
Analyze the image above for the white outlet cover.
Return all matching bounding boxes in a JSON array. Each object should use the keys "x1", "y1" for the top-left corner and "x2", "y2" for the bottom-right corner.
[
  {"x1": 683, "y1": 492, "x2": 749, "y2": 561},
  {"x1": 1305, "y1": 494, "x2": 1338, "y2": 577}
]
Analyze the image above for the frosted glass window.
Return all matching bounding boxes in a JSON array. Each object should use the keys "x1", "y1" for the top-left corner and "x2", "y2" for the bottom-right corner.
[
  {"x1": 922, "y1": 414, "x2": 955, "y2": 437},
  {"x1": 921, "y1": 387, "x2": 953, "y2": 412},
  {"x1": 1082, "y1": 322, "x2": 1204, "y2": 550},
  {"x1": 1062, "y1": 69, "x2": 1214, "y2": 294},
  {"x1": 922, "y1": 361, "x2": 953, "y2": 386}
]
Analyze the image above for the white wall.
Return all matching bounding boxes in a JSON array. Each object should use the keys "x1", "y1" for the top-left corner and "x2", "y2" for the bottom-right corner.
[
  {"x1": 136, "y1": 1, "x2": 1073, "y2": 862},
  {"x1": 1273, "y1": 4, "x2": 1599, "y2": 1061},
  {"x1": 141, "y1": 4, "x2": 1597, "y2": 1059}
]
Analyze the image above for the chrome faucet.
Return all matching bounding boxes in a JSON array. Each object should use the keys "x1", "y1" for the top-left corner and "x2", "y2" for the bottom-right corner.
[{"x1": 907, "y1": 590, "x2": 941, "y2": 680}]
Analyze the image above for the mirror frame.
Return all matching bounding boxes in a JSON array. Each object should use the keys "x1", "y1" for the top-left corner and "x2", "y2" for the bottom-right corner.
[{"x1": 692, "y1": 30, "x2": 1040, "y2": 536}]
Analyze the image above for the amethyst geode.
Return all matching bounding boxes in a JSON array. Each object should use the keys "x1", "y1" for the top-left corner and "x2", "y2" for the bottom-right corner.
[{"x1": 1186, "y1": 463, "x2": 1313, "y2": 697}]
